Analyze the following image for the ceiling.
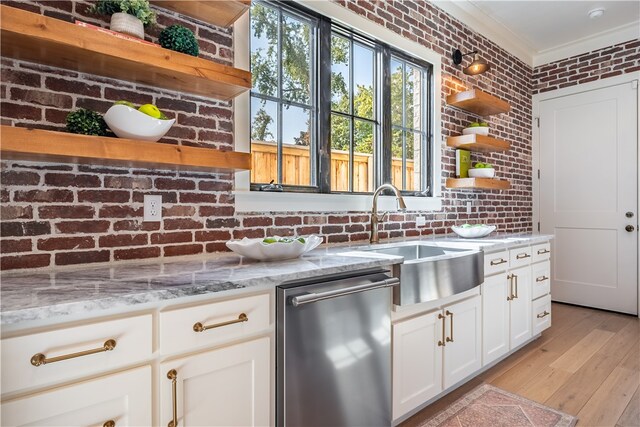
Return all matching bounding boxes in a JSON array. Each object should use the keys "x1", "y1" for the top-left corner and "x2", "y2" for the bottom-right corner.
[{"x1": 435, "y1": 1, "x2": 640, "y2": 67}]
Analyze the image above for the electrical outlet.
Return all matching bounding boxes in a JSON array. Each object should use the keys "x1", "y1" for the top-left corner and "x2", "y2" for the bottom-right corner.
[
  {"x1": 143, "y1": 195, "x2": 162, "y2": 222},
  {"x1": 466, "y1": 201, "x2": 473, "y2": 214},
  {"x1": 416, "y1": 215, "x2": 427, "y2": 227}
]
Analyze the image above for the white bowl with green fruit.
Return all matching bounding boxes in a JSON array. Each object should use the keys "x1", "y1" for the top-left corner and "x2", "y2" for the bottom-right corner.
[
  {"x1": 451, "y1": 224, "x2": 496, "y2": 238},
  {"x1": 468, "y1": 162, "x2": 495, "y2": 178},
  {"x1": 225, "y1": 235, "x2": 323, "y2": 261},
  {"x1": 104, "y1": 101, "x2": 175, "y2": 142},
  {"x1": 462, "y1": 121, "x2": 489, "y2": 136}
]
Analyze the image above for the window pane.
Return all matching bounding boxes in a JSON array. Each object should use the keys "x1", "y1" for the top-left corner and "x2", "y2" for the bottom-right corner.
[
  {"x1": 282, "y1": 14, "x2": 312, "y2": 105},
  {"x1": 251, "y1": 98, "x2": 278, "y2": 184},
  {"x1": 391, "y1": 128, "x2": 403, "y2": 190},
  {"x1": 250, "y1": 3, "x2": 278, "y2": 97},
  {"x1": 354, "y1": 120, "x2": 374, "y2": 192},
  {"x1": 353, "y1": 44, "x2": 374, "y2": 120},
  {"x1": 331, "y1": 35, "x2": 350, "y2": 113},
  {"x1": 390, "y1": 59, "x2": 403, "y2": 126},
  {"x1": 331, "y1": 114, "x2": 350, "y2": 192},
  {"x1": 407, "y1": 131, "x2": 422, "y2": 192},
  {"x1": 282, "y1": 105, "x2": 313, "y2": 186},
  {"x1": 406, "y1": 65, "x2": 422, "y2": 131}
]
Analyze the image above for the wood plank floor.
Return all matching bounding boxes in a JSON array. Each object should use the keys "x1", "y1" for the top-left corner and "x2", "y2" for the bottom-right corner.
[{"x1": 401, "y1": 303, "x2": 640, "y2": 427}]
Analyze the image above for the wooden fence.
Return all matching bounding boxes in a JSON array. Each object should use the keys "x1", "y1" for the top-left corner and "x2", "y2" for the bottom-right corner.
[{"x1": 251, "y1": 141, "x2": 414, "y2": 191}]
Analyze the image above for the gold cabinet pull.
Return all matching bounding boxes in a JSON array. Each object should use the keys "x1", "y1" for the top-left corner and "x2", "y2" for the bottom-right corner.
[
  {"x1": 536, "y1": 275, "x2": 549, "y2": 282},
  {"x1": 193, "y1": 313, "x2": 248, "y2": 332},
  {"x1": 30, "y1": 339, "x2": 116, "y2": 367},
  {"x1": 513, "y1": 274, "x2": 519, "y2": 299},
  {"x1": 490, "y1": 258, "x2": 507, "y2": 266},
  {"x1": 103, "y1": 421, "x2": 116, "y2": 427},
  {"x1": 516, "y1": 253, "x2": 531, "y2": 259},
  {"x1": 537, "y1": 249, "x2": 550, "y2": 255},
  {"x1": 445, "y1": 310, "x2": 454, "y2": 343},
  {"x1": 507, "y1": 274, "x2": 514, "y2": 301},
  {"x1": 537, "y1": 310, "x2": 550, "y2": 319},
  {"x1": 167, "y1": 369, "x2": 178, "y2": 427},
  {"x1": 437, "y1": 313, "x2": 446, "y2": 347}
]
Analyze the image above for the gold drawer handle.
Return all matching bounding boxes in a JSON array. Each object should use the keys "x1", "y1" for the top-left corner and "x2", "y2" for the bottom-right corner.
[
  {"x1": 507, "y1": 274, "x2": 514, "y2": 301},
  {"x1": 104, "y1": 421, "x2": 116, "y2": 427},
  {"x1": 537, "y1": 310, "x2": 550, "y2": 319},
  {"x1": 516, "y1": 253, "x2": 531, "y2": 259},
  {"x1": 30, "y1": 339, "x2": 116, "y2": 367},
  {"x1": 168, "y1": 369, "x2": 178, "y2": 427},
  {"x1": 490, "y1": 258, "x2": 507, "y2": 266},
  {"x1": 445, "y1": 310, "x2": 454, "y2": 343},
  {"x1": 437, "y1": 313, "x2": 446, "y2": 347},
  {"x1": 537, "y1": 249, "x2": 550, "y2": 255},
  {"x1": 193, "y1": 313, "x2": 248, "y2": 332},
  {"x1": 536, "y1": 276, "x2": 549, "y2": 282}
]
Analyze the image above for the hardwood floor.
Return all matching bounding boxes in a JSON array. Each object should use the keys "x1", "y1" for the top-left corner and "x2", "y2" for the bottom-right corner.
[{"x1": 400, "y1": 303, "x2": 640, "y2": 427}]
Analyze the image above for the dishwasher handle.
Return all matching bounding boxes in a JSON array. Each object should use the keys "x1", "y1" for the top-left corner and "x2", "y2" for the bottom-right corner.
[{"x1": 290, "y1": 277, "x2": 400, "y2": 307}]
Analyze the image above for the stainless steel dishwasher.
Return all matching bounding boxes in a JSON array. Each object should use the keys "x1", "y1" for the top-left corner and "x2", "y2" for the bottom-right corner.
[{"x1": 277, "y1": 270, "x2": 399, "y2": 427}]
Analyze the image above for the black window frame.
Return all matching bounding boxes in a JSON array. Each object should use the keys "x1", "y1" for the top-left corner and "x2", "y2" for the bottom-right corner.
[{"x1": 249, "y1": 0, "x2": 434, "y2": 196}]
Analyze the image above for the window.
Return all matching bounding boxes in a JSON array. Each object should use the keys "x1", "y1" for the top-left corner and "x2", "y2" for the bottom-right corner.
[{"x1": 249, "y1": 1, "x2": 432, "y2": 195}]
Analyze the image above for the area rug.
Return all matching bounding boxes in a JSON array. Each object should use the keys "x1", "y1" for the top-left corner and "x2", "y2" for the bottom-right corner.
[{"x1": 418, "y1": 384, "x2": 578, "y2": 427}]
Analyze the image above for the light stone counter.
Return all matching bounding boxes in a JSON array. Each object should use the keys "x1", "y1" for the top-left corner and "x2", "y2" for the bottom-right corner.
[{"x1": 0, "y1": 233, "x2": 552, "y2": 327}]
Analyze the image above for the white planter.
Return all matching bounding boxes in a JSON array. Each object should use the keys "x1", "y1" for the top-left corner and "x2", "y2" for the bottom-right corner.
[{"x1": 110, "y1": 13, "x2": 144, "y2": 39}]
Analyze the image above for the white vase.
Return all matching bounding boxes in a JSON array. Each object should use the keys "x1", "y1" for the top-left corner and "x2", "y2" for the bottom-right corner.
[{"x1": 110, "y1": 12, "x2": 144, "y2": 39}]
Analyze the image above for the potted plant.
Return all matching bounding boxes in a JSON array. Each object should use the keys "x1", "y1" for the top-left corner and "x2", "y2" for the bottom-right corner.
[
  {"x1": 91, "y1": 0, "x2": 156, "y2": 39},
  {"x1": 159, "y1": 25, "x2": 199, "y2": 57}
]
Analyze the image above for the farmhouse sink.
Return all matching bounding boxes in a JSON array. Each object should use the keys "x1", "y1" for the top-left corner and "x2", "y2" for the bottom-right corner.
[{"x1": 355, "y1": 242, "x2": 484, "y2": 305}]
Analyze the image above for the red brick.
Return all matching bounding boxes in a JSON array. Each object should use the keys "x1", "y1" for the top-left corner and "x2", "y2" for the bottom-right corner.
[
  {"x1": 297, "y1": 226, "x2": 321, "y2": 235},
  {"x1": 163, "y1": 244, "x2": 203, "y2": 257},
  {"x1": 199, "y1": 206, "x2": 235, "y2": 217},
  {"x1": 328, "y1": 215, "x2": 350, "y2": 224},
  {"x1": 45, "y1": 77, "x2": 101, "y2": 97},
  {"x1": 163, "y1": 205, "x2": 196, "y2": 217},
  {"x1": 233, "y1": 228, "x2": 265, "y2": 239},
  {"x1": 1, "y1": 238, "x2": 32, "y2": 253},
  {"x1": 275, "y1": 217, "x2": 302, "y2": 226},
  {"x1": 78, "y1": 190, "x2": 130, "y2": 203},
  {"x1": 206, "y1": 218, "x2": 239, "y2": 228},
  {"x1": 1, "y1": 205, "x2": 33, "y2": 220},
  {"x1": 39, "y1": 205, "x2": 95, "y2": 219},
  {"x1": 1, "y1": 221, "x2": 51, "y2": 237},
  {"x1": 55, "y1": 220, "x2": 110, "y2": 234},
  {"x1": 114, "y1": 247, "x2": 161, "y2": 260},
  {"x1": 1, "y1": 68, "x2": 41, "y2": 87},
  {"x1": 155, "y1": 178, "x2": 196, "y2": 191},
  {"x1": 104, "y1": 176, "x2": 153, "y2": 189},
  {"x1": 198, "y1": 180, "x2": 232, "y2": 191},
  {"x1": 98, "y1": 205, "x2": 143, "y2": 218},
  {"x1": 243, "y1": 217, "x2": 273, "y2": 227},
  {"x1": 151, "y1": 231, "x2": 193, "y2": 244},
  {"x1": 38, "y1": 236, "x2": 95, "y2": 251},
  {"x1": 328, "y1": 234, "x2": 349, "y2": 243},
  {"x1": 11, "y1": 88, "x2": 73, "y2": 108},
  {"x1": 205, "y1": 242, "x2": 228, "y2": 252},
  {"x1": 114, "y1": 220, "x2": 160, "y2": 232},
  {"x1": 99, "y1": 234, "x2": 148, "y2": 247},
  {"x1": 13, "y1": 189, "x2": 73, "y2": 203},
  {"x1": 195, "y1": 230, "x2": 231, "y2": 242},
  {"x1": 55, "y1": 250, "x2": 110, "y2": 266},
  {"x1": 1, "y1": 170, "x2": 40, "y2": 186},
  {"x1": 164, "y1": 218, "x2": 204, "y2": 230},
  {"x1": 1, "y1": 253, "x2": 50, "y2": 270}
]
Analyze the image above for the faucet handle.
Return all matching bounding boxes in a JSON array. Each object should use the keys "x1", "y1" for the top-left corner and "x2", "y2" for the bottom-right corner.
[{"x1": 378, "y1": 211, "x2": 390, "y2": 222}]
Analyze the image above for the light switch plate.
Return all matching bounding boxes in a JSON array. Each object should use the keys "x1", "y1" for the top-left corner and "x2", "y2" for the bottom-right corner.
[
  {"x1": 143, "y1": 195, "x2": 162, "y2": 222},
  {"x1": 416, "y1": 216, "x2": 427, "y2": 227}
]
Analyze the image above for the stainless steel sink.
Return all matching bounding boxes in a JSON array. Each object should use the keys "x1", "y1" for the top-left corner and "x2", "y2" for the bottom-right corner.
[{"x1": 357, "y1": 243, "x2": 484, "y2": 305}]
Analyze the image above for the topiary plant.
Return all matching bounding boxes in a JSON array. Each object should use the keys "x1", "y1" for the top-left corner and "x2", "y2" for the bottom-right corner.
[
  {"x1": 159, "y1": 25, "x2": 199, "y2": 57},
  {"x1": 92, "y1": 0, "x2": 156, "y2": 26},
  {"x1": 66, "y1": 108, "x2": 109, "y2": 136}
]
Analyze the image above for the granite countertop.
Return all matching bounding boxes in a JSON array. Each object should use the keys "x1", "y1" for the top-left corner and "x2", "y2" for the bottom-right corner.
[{"x1": 0, "y1": 233, "x2": 553, "y2": 326}]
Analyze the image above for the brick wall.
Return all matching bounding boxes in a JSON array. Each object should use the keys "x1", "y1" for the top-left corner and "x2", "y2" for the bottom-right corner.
[
  {"x1": 0, "y1": 0, "x2": 533, "y2": 271},
  {"x1": 532, "y1": 39, "x2": 640, "y2": 94}
]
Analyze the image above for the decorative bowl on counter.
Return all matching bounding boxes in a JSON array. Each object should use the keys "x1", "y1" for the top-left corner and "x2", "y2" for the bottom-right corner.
[
  {"x1": 104, "y1": 104, "x2": 175, "y2": 141},
  {"x1": 451, "y1": 224, "x2": 496, "y2": 238},
  {"x1": 462, "y1": 126, "x2": 489, "y2": 136},
  {"x1": 468, "y1": 167, "x2": 495, "y2": 178},
  {"x1": 226, "y1": 235, "x2": 323, "y2": 261}
]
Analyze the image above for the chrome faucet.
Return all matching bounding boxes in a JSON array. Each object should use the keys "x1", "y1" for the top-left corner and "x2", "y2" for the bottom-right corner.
[{"x1": 370, "y1": 183, "x2": 407, "y2": 244}]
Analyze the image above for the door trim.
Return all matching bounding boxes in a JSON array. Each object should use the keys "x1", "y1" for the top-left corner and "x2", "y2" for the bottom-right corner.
[{"x1": 532, "y1": 71, "x2": 640, "y2": 318}]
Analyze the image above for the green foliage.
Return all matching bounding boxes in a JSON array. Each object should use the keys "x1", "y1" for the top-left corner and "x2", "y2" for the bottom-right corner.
[
  {"x1": 66, "y1": 108, "x2": 109, "y2": 136},
  {"x1": 251, "y1": 108, "x2": 275, "y2": 142},
  {"x1": 159, "y1": 25, "x2": 199, "y2": 57},
  {"x1": 92, "y1": 0, "x2": 156, "y2": 26}
]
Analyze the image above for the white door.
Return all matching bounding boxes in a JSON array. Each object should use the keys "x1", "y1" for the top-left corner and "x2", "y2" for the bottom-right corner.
[
  {"x1": 509, "y1": 265, "x2": 532, "y2": 348},
  {"x1": 159, "y1": 337, "x2": 271, "y2": 427},
  {"x1": 443, "y1": 296, "x2": 482, "y2": 389},
  {"x1": 482, "y1": 274, "x2": 510, "y2": 365},
  {"x1": 1, "y1": 366, "x2": 151, "y2": 427},
  {"x1": 539, "y1": 81, "x2": 638, "y2": 314},
  {"x1": 392, "y1": 310, "x2": 443, "y2": 420}
]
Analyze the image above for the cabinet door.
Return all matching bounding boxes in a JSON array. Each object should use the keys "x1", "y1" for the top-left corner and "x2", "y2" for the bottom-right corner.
[
  {"x1": 1, "y1": 366, "x2": 151, "y2": 427},
  {"x1": 443, "y1": 295, "x2": 482, "y2": 389},
  {"x1": 482, "y1": 274, "x2": 510, "y2": 366},
  {"x1": 392, "y1": 310, "x2": 443, "y2": 420},
  {"x1": 509, "y1": 265, "x2": 532, "y2": 349},
  {"x1": 160, "y1": 337, "x2": 270, "y2": 427}
]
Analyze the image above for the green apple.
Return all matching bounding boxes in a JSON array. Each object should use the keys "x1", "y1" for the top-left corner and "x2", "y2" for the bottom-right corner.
[
  {"x1": 469, "y1": 122, "x2": 481, "y2": 128},
  {"x1": 479, "y1": 122, "x2": 489, "y2": 127},
  {"x1": 138, "y1": 104, "x2": 162, "y2": 119},
  {"x1": 474, "y1": 162, "x2": 485, "y2": 168},
  {"x1": 263, "y1": 237, "x2": 277, "y2": 244},
  {"x1": 114, "y1": 100, "x2": 136, "y2": 108}
]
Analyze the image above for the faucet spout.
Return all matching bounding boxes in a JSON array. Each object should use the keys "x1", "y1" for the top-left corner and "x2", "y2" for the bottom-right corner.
[{"x1": 370, "y1": 184, "x2": 407, "y2": 244}]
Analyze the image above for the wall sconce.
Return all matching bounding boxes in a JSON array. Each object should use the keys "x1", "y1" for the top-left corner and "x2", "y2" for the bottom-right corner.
[{"x1": 452, "y1": 49, "x2": 491, "y2": 75}]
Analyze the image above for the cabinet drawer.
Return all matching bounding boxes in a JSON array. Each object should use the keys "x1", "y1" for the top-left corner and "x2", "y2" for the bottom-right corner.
[
  {"x1": 532, "y1": 295, "x2": 552, "y2": 335},
  {"x1": 509, "y1": 247, "x2": 532, "y2": 268},
  {"x1": 532, "y1": 242, "x2": 551, "y2": 263},
  {"x1": 1, "y1": 314, "x2": 152, "y2": 395},
  {"x1": 484, "y1": 250, "x2": 509, "y2": 276},
  {"x1": 159, "y1": 293, "x2": 270, "y2": 354},
  {"x1": 532, "y1": 261, "x2": 551, "y2": 300}
]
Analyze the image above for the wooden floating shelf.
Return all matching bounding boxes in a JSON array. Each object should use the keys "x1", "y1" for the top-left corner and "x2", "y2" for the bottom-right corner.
[
  {"x1": 0, "y1": 126, "x2": 251, "y2": 172},
  {"x1": 0, "y1": 5, "x2": 251, "y2": 100},
  {"x1": 150, "y1": 0, "x2": 250, "y2": 28},
  {"x1": 447, "y1": 134, "x2": 511, "y2": 152},
  {"x1": 447, "y1": 89, "x2": 510, "y2": 116},
  {"x1": 446, "y1": 178, "x2": 510, "y2": 190}
]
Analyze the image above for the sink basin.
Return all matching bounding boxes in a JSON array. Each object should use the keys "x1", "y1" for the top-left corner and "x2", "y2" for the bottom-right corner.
[{"x1": 356, "y1": 243, "x2": 484, "y2": 305}]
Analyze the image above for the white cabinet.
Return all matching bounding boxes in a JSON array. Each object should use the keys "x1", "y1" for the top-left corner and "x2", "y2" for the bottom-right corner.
[
  {"x1": 392, "y1": 310, "x2": 443, "y2": 419},
  {"x1": 443, "y1": 296, "x2": 482, "y2": 389},
  {"x1": 509, "y1": 265, "x2": 533, "y2": 348},
  {"x1": 481, "y1": 274, "x2": 510, "y2": 365},
  {"x1": 1, "y1": 366, "x2": 151, "y2": 427},
  {"x1": 160, "y1": 337, "x2": 271, "y2": 427},
  {"x1": 532, "y1": 295, "x2": 552, "y2": 335}
]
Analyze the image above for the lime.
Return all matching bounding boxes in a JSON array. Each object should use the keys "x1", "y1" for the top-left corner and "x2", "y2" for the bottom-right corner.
[
  {"x1": 479, "y1": 122, "x2": 489, "y2": 127},
  {"x1": 114, "y1": 100, "x2": 136, "y2": 108},
  {"x1": 469, "y1": 122, "x2": 480, "y2": 128},
  {"x1": 263, "y1": 237, "x2": 277, "y2": 244}
]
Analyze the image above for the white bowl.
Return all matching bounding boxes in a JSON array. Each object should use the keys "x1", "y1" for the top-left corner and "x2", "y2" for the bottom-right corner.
[
  {"x1": 451, "y1": 225, "x2": 496, "y2": 238},
  {"x1": 104, "y1": 104, "x2": 175, "y2": 142},
  {"x1": 225, "y1": 235, "x2": 323, "y2": 261},
  {"x1": 462, "y1": 127, "x2": 489, "y2": 136},
  {"x1": 468, "y1": 168, "x2": 495, "y2": 178}
]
